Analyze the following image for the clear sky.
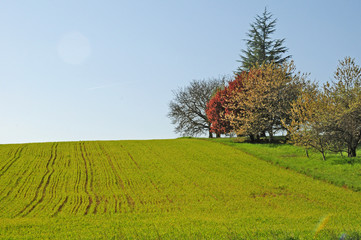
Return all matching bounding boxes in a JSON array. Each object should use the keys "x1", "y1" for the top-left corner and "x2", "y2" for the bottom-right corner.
[{"x1": 0, "y1": 0, "x2": 360, "y2": 144}]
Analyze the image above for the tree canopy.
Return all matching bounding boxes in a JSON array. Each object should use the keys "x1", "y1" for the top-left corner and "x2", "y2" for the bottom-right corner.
[
  {"x1": 286, "y1": 57, "x2": 361, "y2": 158},
  {"x1": 207, "y1": 62, "x2": 304, "y2": 142},
  {"x1": 227, "y1": 62, "x2": 301, "y2": 141},
  {"x1": 237, "y1": 8, "x2": 291, "y2": 73},
  {"x1": 168, "y1": 78, "x2": 225, "y2": 138}
]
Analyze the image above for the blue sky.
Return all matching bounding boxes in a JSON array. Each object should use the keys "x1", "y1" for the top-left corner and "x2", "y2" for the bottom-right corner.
[{"x1": 0, "y1": 0, "x2": 360, "y2": 144}]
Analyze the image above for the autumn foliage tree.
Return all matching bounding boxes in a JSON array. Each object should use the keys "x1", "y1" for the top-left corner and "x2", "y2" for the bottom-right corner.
[
  {"x1": 206, "y1": 73, "x2": 245, "y2": 137},
  {"x1": 328, "y1": 57, "x2": 361, "y2": 157},
  {"x1": 207, "y1": 61, "x2": 302, "y2": 142},
  {"x1": 224, "y1": 62, "x2": 301, "y2": 141},
  {"x1": 286, "y1": 57, "x2": 361, "y2": 158},
  {"x1": 206, "y1": 89, "x2": 231, "y2": 137},
  {"x1": 286, "y1": 82, "x2": 333, "y2": 160}
]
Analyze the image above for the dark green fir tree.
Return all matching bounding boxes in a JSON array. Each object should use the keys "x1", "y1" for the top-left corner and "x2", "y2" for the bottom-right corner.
[{"x1": 237, "y1": 8, "x2": 291, "y2": 73}]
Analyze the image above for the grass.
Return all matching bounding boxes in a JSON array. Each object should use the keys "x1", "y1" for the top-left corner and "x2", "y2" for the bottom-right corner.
[
  {"x1": 0, "y1": 139, "x2": 361, "y2": 239},
  {"x1": 209, "y1": 137, "x2": 361, "y2": 191}
]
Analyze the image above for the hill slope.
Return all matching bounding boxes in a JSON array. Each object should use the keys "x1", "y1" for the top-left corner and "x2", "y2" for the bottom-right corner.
[{"x1": 0, "y1": 139, "x2": 360, "y2": 239}]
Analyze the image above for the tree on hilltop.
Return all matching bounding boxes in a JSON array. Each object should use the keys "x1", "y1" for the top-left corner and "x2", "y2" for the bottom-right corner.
[
  {"x1": 226, "y1": 62, "x2": 300, "y2": 142},
  {"x1": 286, "y1": 57, "x2": 361, "y2": 158},
  {"x1": 328, "y1": 57, "x2": 361, "y2": 157},
  {"x1": 206, "y1": 87, "x2": 232, "y2": 137},
  {"x1": 237, "y1": 8, "x2": 291, "y2": 73},
  {"x1": 168, "y1": 78, "x2": 225, "y2": 138}
]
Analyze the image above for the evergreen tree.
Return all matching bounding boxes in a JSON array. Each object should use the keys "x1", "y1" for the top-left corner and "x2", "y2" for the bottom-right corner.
[{"x1": 237, "y1": 8, "x2": 291, "y2": 72}]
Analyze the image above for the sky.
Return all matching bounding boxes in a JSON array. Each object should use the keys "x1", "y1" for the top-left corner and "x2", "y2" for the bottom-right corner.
[{"x1": 0, "y1": 0, "x2": 360, "y2": 144}]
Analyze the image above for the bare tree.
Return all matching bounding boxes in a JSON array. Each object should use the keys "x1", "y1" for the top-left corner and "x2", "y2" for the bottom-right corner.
[{"x1": 168, "y1": 78, "x2": 226, "y2": 138}]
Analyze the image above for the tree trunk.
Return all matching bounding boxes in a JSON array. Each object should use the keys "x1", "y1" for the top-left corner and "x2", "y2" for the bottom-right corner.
[
  {"x1": 216, "y1": 133, "x2": 221, "y2": 138},
  {"x1": 208, "y1": 131, "x2": 213, "y2": 138},
  {"x1": 319, "y1": 139, "x2": 326, "y2": 160},
  {"x1": 321, "y1": 151, "x2": 326, "y2": 161},
  {"x1": 249, "y1": 134, "x2": 255, "y2": 142},
  {"x1": 348, "y1": 145, "x2": 357, "y2": 157},
  {"x1": 305, "y1": 149, "x2": 309, "y2": 158},
  {"x1": 268, "y1": 130, "x2": 273, "y2": 143}
]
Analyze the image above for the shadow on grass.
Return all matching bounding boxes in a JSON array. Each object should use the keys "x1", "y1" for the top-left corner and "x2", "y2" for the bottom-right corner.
[
  {"x1": 231, "y1": 136, "x2": 288, "y2": 145},
  {"x1": 329, "y1": 156, "x2": 361, "y2": 165}
]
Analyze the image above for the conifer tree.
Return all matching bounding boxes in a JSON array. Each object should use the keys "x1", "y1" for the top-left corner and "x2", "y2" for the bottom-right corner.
[{"x1": 237, "y1": 8, "x2": 291, "y2": 72}]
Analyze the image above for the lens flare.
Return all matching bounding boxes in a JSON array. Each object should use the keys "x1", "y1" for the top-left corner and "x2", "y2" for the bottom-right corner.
[
  {"x1": 314, "y1": 214, "x2": 331, "y2": 238},
  {"x1": 57, "y1": 32, "x2": 91, "y2": 65}
]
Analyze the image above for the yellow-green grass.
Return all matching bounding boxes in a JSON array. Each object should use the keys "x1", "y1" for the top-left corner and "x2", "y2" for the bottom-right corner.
[
  {"x1": 0, "y1": 139, "x2": 360, "y2": 239},
  {"x1": 210, "y1": 138, "x2": 361, "y2": 192}
]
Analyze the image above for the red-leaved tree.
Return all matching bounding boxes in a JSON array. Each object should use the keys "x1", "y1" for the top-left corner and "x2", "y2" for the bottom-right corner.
[
  {"x1": 206, "y1": 89, "x2": 231, "y2": 137},
  {"x1": 206, "y1": 73, "x2": 246, "y2": 137}
]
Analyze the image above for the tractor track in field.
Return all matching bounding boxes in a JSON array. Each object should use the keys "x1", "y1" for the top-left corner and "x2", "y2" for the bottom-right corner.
[
  {"x1": 83, "y1": 144, "x2": 101, "y2": 214},
  {"x1": 79, "y1": 142, "x2": 92, "y2": 215},
  {"x1": 121, "y1": 145, "x2": 173, "y2": 205},
  {"x1": 71, "y1": 145, "x2": 83, "y2": 214},
  {"x1": 80, "y1": 142, "x2": 101, "y2": 215},
  {"x1": 114, "y1": 196, "x2": 118, "y2": 213},
  {"x1": 0, "y1": 151, "x2": 48, "y2": 212},
  {"x1": 51, "y1": 196, "x2": 68, "y2": 217},
  {"x1": 0, "y1": 177, "x2": 21, "y2": 203},
  {"x1": 16, "y1": 143, "x2": 59, "y2": 217},
  {"x1": 99, "y1": 144, "x2": 134, "y2": 212},
  {"x1": 72, "y1": 195, "x2": 83, "y2": 214},
  {"x1": 0, "y1": 146, "x2": 25, "y2": 178},
  {"x1": 103, "y1": 198, "x2": 108, "y2": 213},
  {"x1": 99, "y1": 145, "x2": 126, "y2": 189}
]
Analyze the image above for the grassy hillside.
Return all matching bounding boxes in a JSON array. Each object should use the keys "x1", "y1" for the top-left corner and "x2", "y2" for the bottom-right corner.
[
  {"x1": 0, "y1": 139, "x2": 361, "y2": 239},
  {"x1": 210, "y1": 138, "x2": 361, "y2": 191}
]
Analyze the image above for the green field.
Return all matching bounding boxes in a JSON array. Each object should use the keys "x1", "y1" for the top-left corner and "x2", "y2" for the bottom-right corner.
[
  {"x1": 0, "y1": 139, "x2": 361, "y2": 239},
  {"x1": 210, "y1": 138, "x2": 361, "y2": 191}
]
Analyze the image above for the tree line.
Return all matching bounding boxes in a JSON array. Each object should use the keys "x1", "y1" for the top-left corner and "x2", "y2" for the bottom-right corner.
[{"x1": 168, "y1": 8, "x2": 361, "y2": 158}]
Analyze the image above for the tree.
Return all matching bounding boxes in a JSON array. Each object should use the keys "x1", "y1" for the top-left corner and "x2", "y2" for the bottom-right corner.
[
  {"x1": 206, "y1": 72, "x2": 247, "y2": 139},
  {"x1": 237, "y1": 8, "x2": 291, "y2": 73},
  {"x1": 286, "y1": 82, "x2": 333, "y2": 161},
  {"x1": 286, "y1": 57, "x2": 361, "y2": 158},
  {"x1": 326, "y1": 57, "x2": 361, "y2": 157},
  {"x1": 225, "y1": 62, "x2": 300, "y2": 142},
  {"x1": 168, "y1": 78, "x2": 224, "y2": 138},
  {"x1": 206, "y1": 88, "x2": 232, "y2": 137}
]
